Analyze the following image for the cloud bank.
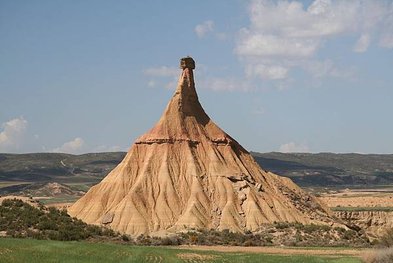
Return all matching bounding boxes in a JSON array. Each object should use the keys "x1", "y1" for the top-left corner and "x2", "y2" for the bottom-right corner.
[
  {"x1": 236, "y1": 0, "x2": 393, "y2": 80},
  {"x1": 53, "y1": 137, "x2": 85, "y2": 154},
  {"x1": 279, "y1": 142, "x2": 310, "y2": 153},
  {"x1": 195, "y1": 20, "x2": 215, "y2": 38},
  {"x1": 0, "y1": 117, "x2": 28, "y2": 153}
]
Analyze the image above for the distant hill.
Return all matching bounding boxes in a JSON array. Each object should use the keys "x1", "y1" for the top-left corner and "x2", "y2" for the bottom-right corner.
[
  {"x1": 252, "y1": 152, "x2": 393, "y2": 186},
  {"x1": 0, "y1": 182, "x2": 84, "y2": 198},
  {"x1": 0, "y1": 152, "x2": 126, "y2": 196},
  {"x1": 0, "y1": 152, "x2": 392, "y2": 189},
  {"x1": 0, "y1": 152, "x2": 126, "y2": 184}
]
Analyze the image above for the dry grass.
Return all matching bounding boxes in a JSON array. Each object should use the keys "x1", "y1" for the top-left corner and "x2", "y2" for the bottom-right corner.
[
  {"x1": 179, "y1": 245, "x2": 368, "y2": 257},
  {"x1": 362, "y1": 247, "x2": 393, "y2": 263},
  {"x1": 177, "y1": 253, "x2": 218, "y2": 261}
]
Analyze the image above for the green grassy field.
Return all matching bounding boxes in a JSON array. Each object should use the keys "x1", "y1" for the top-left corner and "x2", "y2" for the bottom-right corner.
[
  {"x1": 37, "y1": 196, "x2": 80, "y2": 205},
  {"x1": 0, "y1": 181, "x2": 31, "y2": 188},
  {"x1": 0, "y1": 238, "x2": 362, "y2": 263}
]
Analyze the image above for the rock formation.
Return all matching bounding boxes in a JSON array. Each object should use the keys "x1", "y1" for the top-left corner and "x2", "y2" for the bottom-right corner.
[
  {"x1": 335, "y1": 210, "x2": 393, "y2": 239},
  {"x1": 69, "y1": 57, "x2": 336, "y2": 236}
]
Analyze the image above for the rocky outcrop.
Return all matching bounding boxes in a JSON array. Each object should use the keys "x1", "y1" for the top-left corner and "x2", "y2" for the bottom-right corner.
[
  {"x1": 335, "y1": 211, "x2": 393, "y2": 238},
  {"x1": 69, "y1": 57, "x2": 338, "y2": 236}
]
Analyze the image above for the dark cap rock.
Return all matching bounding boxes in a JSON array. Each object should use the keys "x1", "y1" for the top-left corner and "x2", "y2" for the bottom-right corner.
[{"x1": 180, "y1": 56, "x2": 195, "y2": 69}]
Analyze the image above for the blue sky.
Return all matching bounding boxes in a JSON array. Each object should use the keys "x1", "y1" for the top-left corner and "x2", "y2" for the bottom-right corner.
[{"x1": 1, "y1": 0, "x2": 392, "y2": 154}]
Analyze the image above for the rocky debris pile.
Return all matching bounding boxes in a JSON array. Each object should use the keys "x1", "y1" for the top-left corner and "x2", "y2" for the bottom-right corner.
[{"x1": 335, "y1": 210, "x2": 393, "y2": 239}]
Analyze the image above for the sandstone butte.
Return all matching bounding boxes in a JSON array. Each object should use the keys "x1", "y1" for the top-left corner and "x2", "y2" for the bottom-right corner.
[{"x1": 69, "y1": 57, "x2": 337, "y2": 236}]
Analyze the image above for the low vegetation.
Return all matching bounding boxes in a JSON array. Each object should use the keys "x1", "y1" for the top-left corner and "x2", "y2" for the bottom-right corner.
[
  {"x1": 132, "y1": 229, "x2": 272, "y2": 246},
  {"x1": 0, "y1": 199, "x2": 372, "y2": 262},
  {"x1": 122, "y1": 223, "x2": 369, "y2": 247},
  {"x1": 331, "y1": 207, "x2": 393, "y2": 212},
  {"x1": 363, "y1": 247, "x2": 393, "y2": 263},
  {"x1": 0, "y1": 198, "x2": 369, "y2": 247},
  {"x1": 0, "y1": 199, "x2": 116, "y2": 241},
  {"x1": 0, "y1": 238, "x2": 362, "y2": 263},
  {"x1": 379, "y1": 228, "x2": 393, "y2": 247},
  {"x1": 363, "y1": 228, "x2": 393, "y2": 263},
  {"x1": 266, "y1": 222, "x2": 369, "y2": 247}
]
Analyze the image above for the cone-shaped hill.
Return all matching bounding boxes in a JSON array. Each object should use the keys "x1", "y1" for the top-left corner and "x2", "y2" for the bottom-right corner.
[{"x1": 69, "y1": 57, "x2": 336, "y2": 236}]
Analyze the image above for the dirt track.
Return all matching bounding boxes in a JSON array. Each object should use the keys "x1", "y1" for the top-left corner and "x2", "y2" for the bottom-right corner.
[{"x1": 178, "y1": 245, "x2": 370, "y2": 257}]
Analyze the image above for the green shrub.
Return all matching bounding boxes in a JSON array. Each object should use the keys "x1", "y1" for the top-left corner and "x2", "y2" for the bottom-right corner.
[
  {"x1": 364, "y1": 247, "x2": 393, "y2": 263},
  {"x1": 0, "y1": 198, "x2": 118, "y2": 241}
]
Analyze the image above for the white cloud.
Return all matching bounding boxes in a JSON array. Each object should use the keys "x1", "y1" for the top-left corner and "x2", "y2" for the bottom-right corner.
[
  {"x1": 237, "y1": 33, "x2": 319, "y2": 58},
  {"x1": 380, "y1": 34, "x2": 393, "y2": 48},
  {"x1": 53, "y1": 137, "x2": 85, "y2": 154},
  {"x1": 144, "y1": 64, "x2": 255, "y2": 92},
  {"x1": 93, "y1": 145, "x2": 123, "y2": 152},
  {"x1": 279, "y1": 142, "x2": 310, "y2": 153},
  {"x1": 236, "y1": 0, "x2": 393, "y2": 82},
  {"x1": 195, "y1": 20, "x2": 214, "y2": 38},
  {"x1": 144, "y1": 66, "x2": 180, "y2": 90},
  {"x1": 144, "y1": 66, "x2": 179, "y2": 77},
  {"x1": 200, "y1": 77, "x2": 254, "y2": 92},
  {"x1": 147, "y1": 80, "x2": 156, "y2": 88},
  {"x1": 303, "y1": 60, "x2": 335, "y2": 78},
  {"x1": 302, "y1": 59, "x2": 355, "y2": 79},
  {"x1": 246, "y1": 64, "x2": 288, "y2": 80},
  {"x1": 353, "y1": 33, "x2": 370, "y2": 53},
  {"x1": 0, "y1": 117, "x2": 28, "y2": 153},
  {"x1": 379, "y1": 4, "x2": 393, "y2": 48},
  {"x1": 247, "y1": 0, "x2": 388, "y2": 38}
]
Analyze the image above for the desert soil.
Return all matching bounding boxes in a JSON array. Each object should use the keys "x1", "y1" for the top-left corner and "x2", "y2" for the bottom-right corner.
[
  {"x1": 319, "y1": 188, "x2": 393, "y2": 208},
  {"x1": 178, "y1": 245, "x2": 369, "y2": 257}
]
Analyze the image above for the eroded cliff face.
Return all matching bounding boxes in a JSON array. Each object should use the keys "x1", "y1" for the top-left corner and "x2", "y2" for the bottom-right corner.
[
  {"x1": 335, "y1": 211, "x2": 393, "y2": 238},
  {"x1": 68, "y1": 57, "x2": 338, "y2": 236}
]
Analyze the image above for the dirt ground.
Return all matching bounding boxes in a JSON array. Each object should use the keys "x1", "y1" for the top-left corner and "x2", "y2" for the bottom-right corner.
[
  {"x1": 178, "y1": 245, "x2": 370, "y2": 257},
  {"x1": 318, "y1": 188, "x2": 393, "y2": 208}
]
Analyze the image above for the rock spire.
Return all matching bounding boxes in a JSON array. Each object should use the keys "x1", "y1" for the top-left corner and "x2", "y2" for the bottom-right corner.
[{"x1": 69, "y1": 57, "x2": 335, "y2": 236}]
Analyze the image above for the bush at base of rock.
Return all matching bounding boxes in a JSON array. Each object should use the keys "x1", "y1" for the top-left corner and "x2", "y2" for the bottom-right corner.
[
  {"x1": 363, "y1": 247, "x2": 393, "y2": 263},
  {"x1": 379, "y1": 228, "x2": 393, "y2": 247},
  {"x1": 0, "y1": 199, "x2": 117, "y2": 241}
]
